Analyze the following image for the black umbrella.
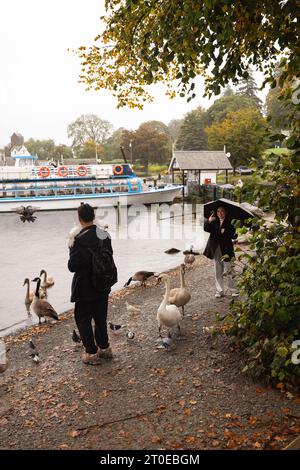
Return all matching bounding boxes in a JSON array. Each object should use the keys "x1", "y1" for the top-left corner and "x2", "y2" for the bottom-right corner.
[{"x1": 203, "y1": 198, "x2": 254, "y2": 221}]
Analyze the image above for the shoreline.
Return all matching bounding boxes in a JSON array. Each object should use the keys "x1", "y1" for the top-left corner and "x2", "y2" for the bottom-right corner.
[{"x1": 1, "y1": 257, "x2": 299, "y2": 450}]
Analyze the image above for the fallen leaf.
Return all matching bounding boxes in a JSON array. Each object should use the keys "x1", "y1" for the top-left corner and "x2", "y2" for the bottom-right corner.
[
  {"x1": 59, "y1": 444, "x2": 70, "y2": 450},
  {"x1": 68, "y1": 430, "x2": 81, "y2": 438},
  {"x1": 189, "y1": 400, "x2": 197, "y2": 405},
  {"x1": 253, "y1": 441, "x2": 262, "y2": 449},
  {"x1": 185, "y1": 436, "x2": 196, "y2": 444},
  {"x1": 212, "y1": 440, "x2": 220, "y2": 447},
  {"x1": 151, "y1": 436, "x2": 161, "y2": 444}
]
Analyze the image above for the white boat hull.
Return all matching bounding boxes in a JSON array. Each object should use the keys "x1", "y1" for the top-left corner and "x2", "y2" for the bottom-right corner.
[{"x1": 0, "y1": 186, "x2": 183, "y2": 213}]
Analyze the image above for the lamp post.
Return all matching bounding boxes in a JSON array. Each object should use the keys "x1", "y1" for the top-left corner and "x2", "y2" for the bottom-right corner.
[{"x1": 129, "y1": 140, "x2": 133, "y2": 165}]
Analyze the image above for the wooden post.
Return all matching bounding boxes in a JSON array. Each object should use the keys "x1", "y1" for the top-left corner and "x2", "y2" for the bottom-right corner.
[
  {"x1": 198, "y1": 170, "x2": 201, "y2": 196},
  {"x1": 172, "y1": 168, "x2": 174, "y2": 184},
  {"x1": 226, "y1": 169, "x2": 228, "y2": 183},
  {"x1": 182, "y1": 170, "x2": 185, "y2": 199}
]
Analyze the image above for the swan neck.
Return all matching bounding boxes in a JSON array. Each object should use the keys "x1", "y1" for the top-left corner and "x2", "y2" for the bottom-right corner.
[{"x1": 162, "y1": 278, "x2": 170, "y2": 306}]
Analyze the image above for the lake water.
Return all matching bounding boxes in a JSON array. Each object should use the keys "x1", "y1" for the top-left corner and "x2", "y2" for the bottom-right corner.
[{"x1": 0, "y1": 203, "x2": 208, "y2": 335}]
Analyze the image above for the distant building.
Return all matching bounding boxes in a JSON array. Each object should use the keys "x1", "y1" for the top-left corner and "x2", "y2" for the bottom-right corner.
[
  {"x1": 10, "y1": 132, "x2": 24, "y2": 148},
  {"x1": 9, "y1": 133, "x2": 37, "y2": 167},
  {"x1": 168, "y1": 150, "x2": 232, "y2": 186}
]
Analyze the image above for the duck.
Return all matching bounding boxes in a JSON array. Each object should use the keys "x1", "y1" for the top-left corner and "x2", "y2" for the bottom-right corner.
[
  {"x1": 23, "y1": 278, "x2": 46, "y2": 305},
  {"x1": 40, "y1": 269, "x2": 55, "y2": 289},
  {"x1": 164, "y1": 248, "x2": 181, "y2": 254},
  {"x1": 168, "y1": 264, "x2": 191, "y2": 315},
  {"x1": 124, "y1": 271, "x2": 155, "y2": 287},
  {"x1": 157, "y1": 273, "x2": 182, "y2": 337},
  {"x1": 31, "y1": 277, "x2": 59, "y2": 324}
]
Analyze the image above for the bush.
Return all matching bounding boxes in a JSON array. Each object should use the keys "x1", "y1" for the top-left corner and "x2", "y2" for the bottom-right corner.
[{"x1": 222, "y1": 143, "x2": 300, "y2": 390}]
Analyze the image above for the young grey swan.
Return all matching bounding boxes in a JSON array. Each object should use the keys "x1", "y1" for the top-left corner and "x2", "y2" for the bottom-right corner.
[
  {"x1": 124, "y1": 271, "x2": 155, "y2": 287},
  {"x1": 168, "y1": 264, "x2": 191, "y2": 315},
  {"x1": 31, "y1": 277, "x2": 59, "y2": 324},
  {"x1": 23, "y1": 278, "x2": 46, "y2": 305},
  {"x1": 40, "y1": 269, "x2": 55, "y2": 289}
]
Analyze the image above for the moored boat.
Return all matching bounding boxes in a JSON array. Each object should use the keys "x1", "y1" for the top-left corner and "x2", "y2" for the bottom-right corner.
[{"x1": 0, "y1": 161, "x2": 182, "y2": 212}]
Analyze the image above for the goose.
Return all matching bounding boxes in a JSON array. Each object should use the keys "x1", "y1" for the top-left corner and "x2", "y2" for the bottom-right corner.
[
  {"x1": 31, "y1": 277, "x2": 59, "y2": 324},
  {"x1": 40, "y1": 269, "x2": 55, "y2": 289},
  {"x1": 124, "y1": 271, "x2": 155, "y2": 287},
  {"x1": 157, "y1": 273, "x2": 182, "y2": 337},
  {"x1": 168, "y1": 264, "x2": 191, "y2": 315},
  {"x1": 23, "y1": 278, "x2": 46, "y2": 305}
]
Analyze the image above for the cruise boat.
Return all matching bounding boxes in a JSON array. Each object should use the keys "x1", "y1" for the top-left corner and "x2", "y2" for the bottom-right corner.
[{"x1": 0, "y1": 158, "x2": 183, "y2": 213}]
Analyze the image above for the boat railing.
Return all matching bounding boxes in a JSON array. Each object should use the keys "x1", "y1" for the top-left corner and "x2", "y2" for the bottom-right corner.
[
  {"x1": 31, "y1": 165, "x2": 94, "y2": 179},
  {"x1": 0, "y1": 179, "x2": 144, "y2": 198}
]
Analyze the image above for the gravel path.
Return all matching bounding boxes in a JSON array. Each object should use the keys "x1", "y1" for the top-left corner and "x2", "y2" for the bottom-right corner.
[{"x1": 0, "y1": 257, "x2": 299, "y2": 450}]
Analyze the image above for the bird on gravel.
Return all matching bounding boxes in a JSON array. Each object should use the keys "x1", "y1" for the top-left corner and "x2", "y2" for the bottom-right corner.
[
  {"x1": 29, "y1": 340, "x2": 40, "y2": 363},
  {"x1": 126, "y1": 331, "x2": 135, "y2": 340},
  {"x1": 124, "y1": 271, "x2": 155, "y2": 287},
  {"x1": 155, "y1": 336, "x2": 173, "y2": 351},
  {"x1": 109, "y1": 322, "x2": 125, "y2": 332}
]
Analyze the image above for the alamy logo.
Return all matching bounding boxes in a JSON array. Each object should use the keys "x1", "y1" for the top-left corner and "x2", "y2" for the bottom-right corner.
[{"x1": 291, "y1": 340, "x2": 300, "y2": 365}]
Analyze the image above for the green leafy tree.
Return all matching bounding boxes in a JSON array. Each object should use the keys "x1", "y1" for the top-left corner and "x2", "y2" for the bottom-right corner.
[
  {"x1": 25, "y1": 139, "x2": 56, "y2": 160},
  {"x1": 238, "y1": 69, "x2": 263, "y2": 109},
  {"x1": 168, "y1": 119, "x2": 183, "y2": 144},
  {"x1": 76, "y1": 0, "x2": 300, "y2": 387},
  {"x1": 176, "y1": 106, "x2": 207, "y2": 150},
  {"x1": 77, "y1": 140, "x2": 104, "y2": 161},
  {"x1": 205, "y1": 93, "x2": 260, "y2": 126},
  {"x1": 205, "y1": 108, "x2": 268, "y2": 171},
  {"x1": 104, "y1": 127, "x2": 129, "y2": 162},
  {"x1": 67, "y1": 114, "x2": 113, "y2": 158},
  {"x1": 76, "y1": 1, "x2": 298, "y2": 107},
  {"x1": 52, "y1": 144, "x2": 73, "y2": 161},
  {"x1": 265, "y1": 85, "x2": 297, "y2": 131},
  {"x1": 132, "y1": 121, "x2": 172, "y2": 170}
]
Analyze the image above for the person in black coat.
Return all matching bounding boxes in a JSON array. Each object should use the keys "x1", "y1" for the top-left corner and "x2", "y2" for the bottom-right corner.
[
  {"x1": 203, "y1": 206, "x2": 239, "y2": 298},
  {"x1": 68, "y1": 203, "x2": 113, "y2": 365}
]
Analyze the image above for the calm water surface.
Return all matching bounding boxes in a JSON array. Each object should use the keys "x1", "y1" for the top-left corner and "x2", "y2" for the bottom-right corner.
[{"x1": 0, "y1": 205, "x2": 207, "y2": 335}]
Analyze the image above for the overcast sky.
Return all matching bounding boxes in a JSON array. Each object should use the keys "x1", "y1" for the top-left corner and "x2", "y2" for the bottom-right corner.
[{"x1": 0, "y1": 0, "x2": 267, "y2": 148}]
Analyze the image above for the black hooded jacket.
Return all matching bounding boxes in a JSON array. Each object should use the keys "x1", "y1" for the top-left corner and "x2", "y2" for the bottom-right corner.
[
  {"x1": 203, "y1": 217, "x2": 237, "y2": 261},
  {"x1": 68, "y1": 225, "x2": 112, "y2": 302}
]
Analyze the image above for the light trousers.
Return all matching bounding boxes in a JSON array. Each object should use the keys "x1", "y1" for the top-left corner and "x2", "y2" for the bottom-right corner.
[{"x1": 213, "y1": 246, "x2": 235, "y2": 294}]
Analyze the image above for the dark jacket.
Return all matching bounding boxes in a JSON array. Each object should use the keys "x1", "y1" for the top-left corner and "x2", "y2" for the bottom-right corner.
[
  {"x1": 203, "y1": 217, "x2": 237, "y2": 260},
  {"x1": 68, "y1": 225, "x2": 112, "y2": 302}
]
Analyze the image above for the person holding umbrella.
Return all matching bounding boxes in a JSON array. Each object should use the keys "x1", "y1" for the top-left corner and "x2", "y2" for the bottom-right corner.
[{"x1": 203, "y1": 205, "x2": 239, "y2": 298}]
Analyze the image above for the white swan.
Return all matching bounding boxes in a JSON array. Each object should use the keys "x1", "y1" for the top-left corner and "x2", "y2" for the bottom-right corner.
[
  {"x1": 157, "y1": 273, "x2": 182, "y2": 337},
  {"x1": 168, "y1": 264, "x2": 191, "y2": 315}
]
